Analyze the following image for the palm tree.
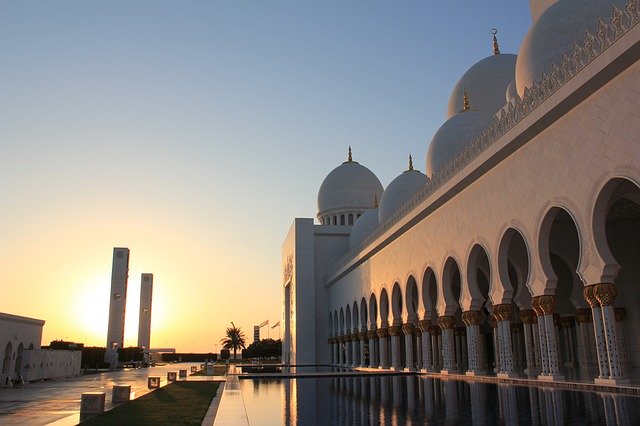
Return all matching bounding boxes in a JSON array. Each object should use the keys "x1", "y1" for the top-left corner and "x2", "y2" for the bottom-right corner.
[{"x1": 220, "y1": 322, "x2": 247, "y2": 360}]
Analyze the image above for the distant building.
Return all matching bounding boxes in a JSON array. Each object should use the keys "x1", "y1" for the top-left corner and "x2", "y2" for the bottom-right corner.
[
  {"x1": 137, "y1": 273, "x2": 153, "y2": 362},
  {"x1": 104, "y1": 247, "x2": 130, "y2": 367},
  {"x1": 0, "y1": 312, "x2": 81, "y2": 387},
  {"x1": 254, "y1": 326, "x2": 260, "y2": 342},
  {"x1": 283, "y1": 0, "x2": 640, "y2": 386}
]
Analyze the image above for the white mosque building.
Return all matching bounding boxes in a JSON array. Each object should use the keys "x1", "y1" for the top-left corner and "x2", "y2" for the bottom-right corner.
[{"x1": 281, "y1": 0, "x2": 640, "y2": 386}]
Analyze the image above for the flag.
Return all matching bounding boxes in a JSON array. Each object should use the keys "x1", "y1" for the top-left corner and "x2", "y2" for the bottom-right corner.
[
  {"x1": 259, "y1": 319, "x2": 269, "y2": 327},
  {"x1": 271, "y1": 321, "x2": 280, "y2": 329}
]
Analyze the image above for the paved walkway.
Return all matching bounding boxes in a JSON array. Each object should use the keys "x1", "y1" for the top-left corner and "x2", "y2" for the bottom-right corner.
[{"x1": 209, "y1": 365, "x2": 249, "y2": 426}]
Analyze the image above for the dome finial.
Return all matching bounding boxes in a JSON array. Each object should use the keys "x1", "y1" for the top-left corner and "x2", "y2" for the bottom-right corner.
[
  {"x1": 491, "y1": 28, "x2": 500, "y2": 55},
  {"x1": 462, "y1": 90, "x2": 470, "y2": 112},
  {"x1": 348, "y1": 146, "x2": 353, "y2": 162},
  {"x1": 408, "y1": 154, "x2": 414, "y2": 171},
  {"x1": 373, "y1": 193, "x2": 379, "y2": 208}
]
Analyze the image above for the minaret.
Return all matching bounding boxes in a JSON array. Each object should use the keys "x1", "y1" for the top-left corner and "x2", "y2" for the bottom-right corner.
[
  {"x1": 137, "y1": 273, "x2": 153, "y2": 363},
  {"x1": 104, "y1": 247, "x2": 130, "y2": 367}
]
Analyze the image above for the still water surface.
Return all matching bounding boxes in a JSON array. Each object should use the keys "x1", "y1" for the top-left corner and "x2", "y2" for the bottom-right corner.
[{"x1": 239, "y1": 375, "x2": 640, "y2": 425}]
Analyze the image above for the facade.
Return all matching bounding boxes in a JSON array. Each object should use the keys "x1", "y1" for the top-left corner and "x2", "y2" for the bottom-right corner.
[
  {"x1": 104, "y1": 247, "x2": 130, "y2": 366},
  {"x1": 282, "y1": 0, "x2": 640, "y2": 385},
  {"x1": 0, "y1": 312, "x2": 81, "y2": 387},
  {"x1": 137, "y1": 273, "x2": 154, "y2": 362}
]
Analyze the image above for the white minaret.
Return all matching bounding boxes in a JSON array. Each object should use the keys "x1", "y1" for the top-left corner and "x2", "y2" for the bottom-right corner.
[
  {"x1": 104, "y1": 247, "x2": 130, "y2": 367},
  {"x1": 137, "y1": 273, "x2": 153, "y2": 363}
]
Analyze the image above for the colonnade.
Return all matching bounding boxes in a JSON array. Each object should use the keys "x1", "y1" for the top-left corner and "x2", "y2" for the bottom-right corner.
[{"x1": 330, "y1": 282, "x2": 630, "y2": 384}]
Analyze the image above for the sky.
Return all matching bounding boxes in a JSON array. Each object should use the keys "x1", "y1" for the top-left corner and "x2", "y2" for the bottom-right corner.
[{"x1": 0, "y1": 1, "x2": 532, "y2": 353}]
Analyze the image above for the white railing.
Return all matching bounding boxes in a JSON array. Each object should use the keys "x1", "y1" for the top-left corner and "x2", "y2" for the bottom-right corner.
[{"x1": 327, "y1": 1, "x2": 640, "y2": 279}]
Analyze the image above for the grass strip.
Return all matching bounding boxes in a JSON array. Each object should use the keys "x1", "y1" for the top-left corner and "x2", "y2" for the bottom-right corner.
[{"x1": 83, "y1": 381, "x2": 220, "y2": 425}]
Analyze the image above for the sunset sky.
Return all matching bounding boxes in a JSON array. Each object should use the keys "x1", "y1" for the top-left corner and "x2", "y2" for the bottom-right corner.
[{"x1": 0, "y1": 1, "x2": 531, "y2": 352}]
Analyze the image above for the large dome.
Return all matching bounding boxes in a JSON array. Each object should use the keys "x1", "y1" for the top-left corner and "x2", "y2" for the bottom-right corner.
[
  {"x1": 317, "y1": 153, "x2": 384, "y2": 220},
  {"x1": 516, "y1": 0, "x2": 626, "y2": 97},
  {"x1": 447, "y1": 53, "x2": 517, "y2": 118},
  {"x1": 426, "y1": 111, "x2": 493, "y2": 177},
  {"x1": 378, "y1": 165, "x2": 428, "y2": 223},
  {"x1": 349, "y1": 208, "x2": 379, "y2": 250}
]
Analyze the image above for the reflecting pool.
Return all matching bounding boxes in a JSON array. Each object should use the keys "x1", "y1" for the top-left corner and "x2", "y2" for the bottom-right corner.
[{"x1": 239, "y1": 375, "x2": 640, "y2": 425}]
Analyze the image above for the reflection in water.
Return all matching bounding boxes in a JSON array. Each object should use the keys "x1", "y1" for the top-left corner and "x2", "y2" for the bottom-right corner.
[{"x1": 239, "y1": 375, "x2": 640, "y2": 425}]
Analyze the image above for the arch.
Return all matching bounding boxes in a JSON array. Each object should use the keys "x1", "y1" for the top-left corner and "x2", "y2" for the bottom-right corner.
[
  {"x1": 339, "y1": 308, "x2": 345, "y2": 334},
  {"x1": 334, "y1": 311, "x2": 339, "y2": 336},
  {"x1": 421, "y1": 267, "x2": 438, "y2": 321},
  {"x1": 352, "y1": 301, "x2": 359, "y2": 331},
  {"x1": 369, "y1": 293, "x2": 378, "y2": 329},
  {"x1": 360, "y1": 298, "x2": 368, "y2": 331},
  {"x1": 380, "y1": 288, "x2": 390, "y2": 327},
  {"x1": 345, "y1": 305, "x2": 352, "y2": 332},
  {"x1": 405, "y1": 275, "x2": 419, "y2": 323},
  {"x1": 329, "y1": 312, "x2": 333, "y2": 335},
  {"x1": 538, "y1": 207, "x2": 581, "y2": 295},
  {"x1": 2, "y1": 342, "x2": 12, "y2": 375},
  {"x1": 466, "y1": 244, "x2": 491, "y2": 311},
  {"x1": 391, "y1": 282, "x2": 403, "y2": 325},
  {"x1": 14, "y1": 343, "x2": 23, "y2": 374},
  {"x1": 440, "y1": 257, "x2": 462, "y2": 316},
  {"x1": 497, "y1": 227, "x2": 531, "y2": 304}
]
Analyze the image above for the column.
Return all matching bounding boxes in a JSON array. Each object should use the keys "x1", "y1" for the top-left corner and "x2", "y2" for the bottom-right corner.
[
  {"x1": 574, "y1": 308, "x2": 592, "y2": 372},
  {"x1": 438, "y1": 315, "x2": 456, "y2": 374},
  {"x1": 388, "y1": 325, "x2": 403, "y2": 370},
  {"x1": 494, "y1": 303, "x2": 517, "y2": 378},
  {"x1": 583, "y1": 285, "x2": 610, "y2": 381},
  {"x1": 367, "y1": 329, "x2": 379, "y2": 368},
  {"x1": 402, "y1": 323, "x2": 416, "y2": 371},
  {"x1": 491, "y1": 315, "x2": 500, "y2": 373},
  {"x1": 358, "y1": 331, "x2": 367, "y2": 367},
  {"x1": 351, "y1": 333, "x2": 359, "y2": 367},
  {"x1": 430, "y1": 325, "x2": 440, "y2": 371},
  {"x1": 560, "y1": 317, "x2": 575, "y2": 367},
  {"x1": 533, "y1": 295, "x2": 564, "y2": 381},
  {"x1": 418, "y1": 320, "x2": 432, "y2": 372},
  {"x1": 330, "y1": 337, "x2": 338, "y2": 365},
  {"x1": 345, "y1": 334, "x2": 353, "y2": 366},
  {"x1": 339, "y1": 336, "x2": 346, "y2": 366},
  {"x1": 614, "y1": 308, "x2": 629, "y2": 377},
  {"x1": 463, "y1": 310, "x2": 483, "y2": 376},
  {"x1": 376, "y1": 327, "x2": 390, "y2": 369},
  {"x1": 594, "y1": 283, "x2": 628, "y2": 383},
  {"x1": 520, "y1": 309, "x2": 538, "y2": 375}
]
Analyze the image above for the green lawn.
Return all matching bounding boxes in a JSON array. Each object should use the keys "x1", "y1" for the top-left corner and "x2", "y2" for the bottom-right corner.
[{"x1": 82, "y1": 381, "x2": 220, "y2": 425}]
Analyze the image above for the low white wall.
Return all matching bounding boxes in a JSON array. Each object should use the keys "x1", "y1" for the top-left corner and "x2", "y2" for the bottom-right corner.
[{"x1": 20, "y1": 349, "x2": 81, "y2": 382}]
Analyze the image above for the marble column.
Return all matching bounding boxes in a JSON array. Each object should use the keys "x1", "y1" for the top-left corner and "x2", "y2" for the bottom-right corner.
[
  {"x1": 376, "y1": 327, "x2": 390, "y2": 369},
  {"x1": 494, "y1": 303, "x2": 517, "y2": 378},
  {"x1": 533, "y1": 295, "x2": 564, "y2": 381},
  {"x1": 594, "y1": 283, "x2": 628, "y2": 384},
  {"x1": 520, "y1": 309, "x2": 538, "y2": 375},
  {"x1": 560, "y1": 316, "x2": 575, "y2": 367},
  {"x1": 614, "y1": 308, "x2": 629, "y2": 377},
  {"x1": 574, "y1": 308, "x2": 592, "y2": 372},
  {"x1": 402, "y1": 323, "x2": 416, "y2": 371},
  {"x1": 583, "y1": 285, "x2": 610, "y2": 381},
  {"x1": 345, "y1": 334, "x2": 353, "y2": 366},
  {"x1": 339, "y1": 336, "x2": 346, "y2": 366},
  {"x1": 330, "y1": 337, "x2": 338, "y2": 365},
  {"x1": 367, "y1": 329, "x2": 379, "y2": 368},
  {"x1": 388, "y1": 325, "x2": 403, "y2": 370},
  {"x1": 438, "y1": 315, "x2": 456, "y2": 373},
  {"x1": 418, "y1": 320, "x2": 432, "y2": 372},
  {"x1": 358, "y1": 331, "x2": 367, "y2": 367},
  {"x1": 463, "y1": 310, "x2": 483, "y2": 376},
  {"x1": 430, "y1": 325, "x2": 441, "y2": 371},
  {"x1": 491, "y1": 315, "x2": 500, "y2": 374}
]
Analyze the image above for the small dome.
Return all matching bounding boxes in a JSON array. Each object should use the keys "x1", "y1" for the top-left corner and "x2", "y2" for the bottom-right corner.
[
  {"x1": 349, "y1": 208, "x2": 379, "y2": 249},
  {"x1": 516, "y1": 0, "x2": 626, "y2": 97},
  {"x1": 378, "y1": 164, "x2": 428, "y2": 224},
  {"x1": 317, "y1": 149, "x2": 384, "y2": 220},
  {"x1": 426, "y1": 111, "x2": 493, "y2": 178},
  {"x1": 447, "y1": 53, "x2": 517, "y2": 118},
  {"x1": 505, "y1": 79, "x2": 518, "y2": 104}
]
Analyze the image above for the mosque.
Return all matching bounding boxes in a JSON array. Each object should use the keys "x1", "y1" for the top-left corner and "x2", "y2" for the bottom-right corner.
[{"x1": 281, "y1": 0, "x2": 640, "y2": 385}]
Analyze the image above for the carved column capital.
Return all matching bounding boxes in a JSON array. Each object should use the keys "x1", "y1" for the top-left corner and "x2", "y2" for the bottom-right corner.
[
  {"x1": 489, "y1": 314, "x2": 499, "y2": 328},
  {"x1": 575, "y1": 308, "x2": 592, "y2": 323},
  {"x1": 376, "y1": 327, "x2": 389, "y2": 338},
  {"x1": 401, "y1": 323, "x2": 415, "y2": 335},
  {"x1": 462, "y1": 310, "x2": 481, "y2": 326},
  {"x1": 614, "y1": 307, "x2": 626, "y2": 322},
  {"x1": 493, "y1": 303, "x2": 513, "y2": 322},
  {"x1": 367, "y1": 329, "x2": 378, "y2": 339},
  {"x1": 388, "y1": 325, "x2": 403, "y2": 337},
  {"x1": 358, "y1": 332, "x2": 367, "y2": 341},
  {"x1": 532, "y1": 295, "x2": 555, "y2": 315},
  {"x1": 428, "y1": 325, "x2": 440, "y2": 335},
  {"x1": 583, "y1": 285, "x2": 600, "y2": 308},
  {"x1": 417, "y1": 319, "x2": 431, "y2": 332},
  {"x1": 519, "y1": 309, "x2": 536, "y2": 324},
  {"x1": 437, "y1": 315, "x2": 455, "y2": 330},
  {"x1": 559, "y1": 316, "x2": 574, "y2": 327},
  {"x1": 594, "y1": 283, "x2": 617, "y2": 306}
]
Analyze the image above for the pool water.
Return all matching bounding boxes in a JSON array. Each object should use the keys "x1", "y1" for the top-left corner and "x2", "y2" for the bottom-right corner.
[
  {"x1": 239, "y1": 375, "x2": 640, "y2": 425},
  {"x1": 239, "y1": 365, "x2": 348, "y2": 374}
]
